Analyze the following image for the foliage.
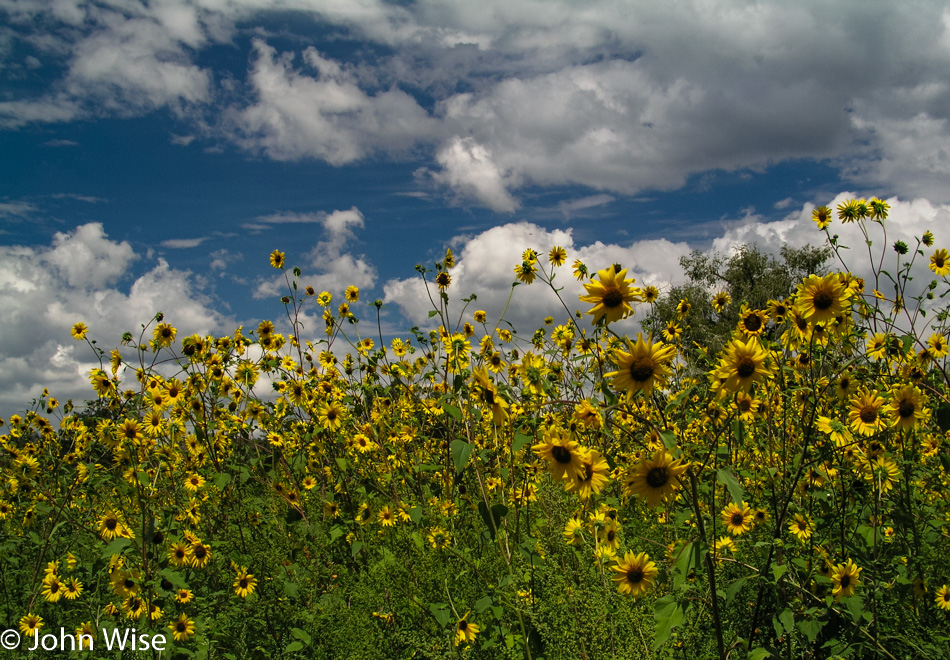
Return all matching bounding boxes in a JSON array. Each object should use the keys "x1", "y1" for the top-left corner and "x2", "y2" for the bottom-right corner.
[{"x1": 2, "y1": 200, "x2": 950, "y2": 659}]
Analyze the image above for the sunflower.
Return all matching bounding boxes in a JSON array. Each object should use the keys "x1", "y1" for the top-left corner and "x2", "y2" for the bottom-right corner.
[
  {"x1": 795, "y1": 273, "x2": 850, "y2": 324},
  {"x1": 63, "y1": 577, "x2": 83, "y2": 600},
  {"x1": 935, "y1": 585, "x2": 950, "y2": 611},
  {"x1": 624, "y1": 450, "x2": 689, "y2": 508},
  {"x1": 930, "y1": 248, "x2": 950, "y2": 277},
  {"x1": 233, "y1": 568, "x2": 257, "y2": 598},
  {"x1": 454, "y1": 613, "x2": 480, "y2": 646},
  {"x1": 831, "y1": 559, "x2": 862, "y2": 601},
  {"x1": 175, "y1": 588, "x2": 194, "y2": 604},
  {"x1": 642, "y1": 285, "x2": 659, "y2": 303},
  {"x1": 378, "y1": 505, "x2": 396, "y2": 527},
  {"x1": 19, "y1": 613, "x2": 43, "y2": 637},
  {"x1": 548, "y1": 246, "x2": 567, "y2": 266},
  {"x1": 788, "y1": 513, "x2": 813, "y2": 542},
  {"x1": 514, "y1": 261, "x2": 537, "y2": 284},
  {"x1": 812, "y1": 205, "x2": 832, "y2": 229},
  {"x1": 427, "y1": 527, "x2": 452, "y2": 550},
  {"x1": 737, "y1": 305, "x2": 768, "y2": 336},
  {"x1": 75, "y1": 621, "x2": 95, "y2": 650},
  {"x1": 928, "y1": 333, "x2": 949, "y2": 358},
  {"x1": 611, "y1": 551, "x2": 658, "y2": 597},
  {"x1": 532, "y1": 430, "x2": 585, "y2": 483},
  {"x1": 565, "y1": 448, "x2": 610, "y2": 501},
  {"x1": 71, "y1": 322, "x2": 89, "y2": 340},
  {"x1": 662, "y1": 321, "x2": 683, "y2": 343},
  {"x1": 190, "y1": 542, "x2": 212, "y2": 568},
  {"x1": 98, "y1": 511, "x2": 127, "y2": 541},
  {"x1": 712, "y1": 291, "x2": 731, "y2": 314},
  {"x1": 579, "y1": 266, "x2": 642, "y2": 325},
  {"x1": 563, "y1": 517, "x2": 585, "y2": 545},
  {"x1": 153, "y1": 322, "x2": 177, "y2": 348},
  {"x1": 169, "y1": 614, "x2": 195, "y2": 642},
  {"x1": 712, "y1": 337, "x2": 773, "y2": 393},
  {"x1": 721, "y1": 502, "x2": 754, "y2": 536},
  {"x1": 885, "y1": 385, "x2": 928, "y2": 431},
  {"x1": 606, "y1": 334, "x2": 676, "y2": 399},
  {"x1": 599, "y1": 518, "x2": 622, "y2": 554},
  {"x1": 471, "y1": 366, "x2": 509, "y2": 425},
  {"x1": 848, "y1": 388, "x2": 887, "y2": 437},
  {"x1": 42, "y1": 574, "x2": 64, "y2": 602},
  {"x1": 317, "y1": 401, "x2": 345, "y2": 431}
]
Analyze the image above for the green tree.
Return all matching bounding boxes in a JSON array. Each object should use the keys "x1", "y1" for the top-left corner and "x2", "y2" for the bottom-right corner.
[{"x1": 643, "y1": 243, "x2": 831, "y2": 356}]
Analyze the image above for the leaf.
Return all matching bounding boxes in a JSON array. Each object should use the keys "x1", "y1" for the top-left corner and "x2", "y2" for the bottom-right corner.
[
  {"x1": 443, "y1": 404, "x2": 462, "y2": 421},
  {"x1": 779, "y1": 608, "x2": 795, "y2": 634},
  {"x1": 772, "y1": 564, "x2": 787, "y2": 582},
  {"x1": 283, "y1": 581, "x2": 299, "y2": 598},
  {"x1": 672, "y1": 542, "x2": 694, "y2": 590},
  {"x1": 748, "y1": 649, "x2": 772, "y2": 660},
  {"x1": 659, "y1": 430, "x2": 677, "y2": 450},
  {"x1": 351, "y1": 541, "x2": 363, "y2": 557},
  {"x1": 290, "y1": 628, "x2": 311, "y2": 645},
  {"x1": 407, "y1": 506, "x2": 422, "y2": 524},
  {"x1": 512, "y1": 432, "x2": 532, "y2": 453},
  {"x1": 724, "y1": 576, "x2": 750, "y2": 608},
  {"x1": 474, "y1": 596, "x2": 493, "y2": 613},
  {"x1": 284, "y1": 641, "x2": 304, "y2": 653},
  {"x1": 845, "y1": 595, "x2": 864, "y2": 623},
  {"x1": 429, "y1": 603, "x2": 451, "y2": 628},
  {"x1": 451, "y1": 439, "x2": 474, "y2": 473},
  {"x1": 101, "y1": 537, "x2": 131, "y2": 559},
  {"x1": 478, "y1": 501, "x2": 509, "y2": 539},
  {"x1": 935, "y1": 405, "x2": 950, "y2": 434},
  {"x1": 717, "y1": 467, "x2": 745, "y2": 504},
  {"x1": 654, "y1": 595, "x2": 685, "y2": 650},
  {"x1": 427, "y1": 310, "x2": 439, "y2": 318},
  {"x1": 213, "y1": 472, "x2": 231, "y2": 489}
]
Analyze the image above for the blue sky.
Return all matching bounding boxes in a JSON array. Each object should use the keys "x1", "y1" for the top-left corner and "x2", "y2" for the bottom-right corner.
[{"x1": 2, "y1": 0, "x2": 950, "y2": 417}]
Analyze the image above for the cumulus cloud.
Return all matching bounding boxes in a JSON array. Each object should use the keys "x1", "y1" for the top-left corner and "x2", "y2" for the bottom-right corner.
[
  {"x1": 384, "y1": 194, "x2": 950, "y2": 337},
  {"x1": 3, "y1": 0, "x2": 950, "y2": 207},
  {"x1": 383, "y1": 220, "x2": 691, "y2": 335},
  {"x1": 0, "y1": 222, "x2": 231, "y2": 418},
  {"x1": 253, "y1": 207, "x2": 377, "y2": 299},
  {"x1": 227, "y1": 39, "x2": 436, "y2": 163}
]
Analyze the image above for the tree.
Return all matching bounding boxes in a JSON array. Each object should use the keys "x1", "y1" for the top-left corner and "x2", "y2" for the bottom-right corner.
[{"x1": 643, "y1": 243, "x2": 831, "y2": 356}]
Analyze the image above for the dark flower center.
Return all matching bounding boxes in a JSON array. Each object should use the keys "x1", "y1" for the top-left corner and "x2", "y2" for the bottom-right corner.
[
  {"x1": 731, "y1": 513, "x2": 744, "y2": 526},
  {"x1": 629, "y1": 357, "x2": 656, "y2": 382},
  {"x1": 646, "y1": 466, "x2": 669, "y2": 488},
  {"x1": 240, "y1": 579, "x2": 248, "y2": 589},
  {"x1": 603, "y1": 289, "x2": 624, "y2": 308},
  {"x1": 177, "y1": 622, "x2": 186, "y2": 632},
  {"x1": 194, "y1": 546, "x2": 207, "y2": 558},
  {"x1": 626, "y1": 569, "x2": 644, "y2": 584},
  {"x1": 106, "y1": 518, "x2": 118, "y2": 530},
  {"x1": 840, "y1": 575, "x2": 851, "y2": 589},
  {"x1": 743, "y1": 313, "x2": 762, "y2": 332},
  {"x1": 859, "y1": 406, "x2": 878, "y2": 424},
  {"x1": 551, "y1": 446, "x2": 573, "y2": 465},
  {"x1": 736, "y1": 357, "x2": 756, "y2": 378},
  {"x1": 898, "y1": 400, "x2": 915, "y2": 418},
  {"x1": 459, "y1": 621, "x2": 468, "y2": 631},
  {"x1": 813, "y1": 290, "x2": 834, "y2": 310}
]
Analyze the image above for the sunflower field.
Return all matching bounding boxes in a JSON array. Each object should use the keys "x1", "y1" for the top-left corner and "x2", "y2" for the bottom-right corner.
[{"x1": 3, "y1": 198, "x2": 950, "y2": 659}]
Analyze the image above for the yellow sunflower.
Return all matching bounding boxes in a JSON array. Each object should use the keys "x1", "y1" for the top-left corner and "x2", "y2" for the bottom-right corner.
[
  {"x1": 624, "y1": 450, "x2": 689, "y2": 508},
  {"x1": 579, "y1": 266, "x2": 642, "y2": 325},
  {"x1": 930, "y1": 248, "x2": 950, "y2": 277},
  {"x1": 712, "y1": 337, "x2": 774, "y2": 393},
  {"x1": 788, "y1": 513, "x2": 813, "y2": 542},
  {"x1": 848, "y1": 388, "x2": 887, "y2": 437},
  {"x1": 721, "y1": 502, "x2": 754, "y2": 536},
  {"x1": 454, "y1": 613, "x2": 480, "y2": 646},
  {"x1": 831, "y1": 559, "x2": 862, "y2": 601},
  {"x1": 169, "y1": 614, "x2": 195, "y2": 642},
  {"x1": 795, "y1": 273, "x2": 851, "y2": 324},
  {"x1": 611, "y1": 551, "x2": 658, "y2": 597},
  {"x1": 606, "y1": 333, "x2": 677, "y2": 399},
  {"x1": 737, "y1": 305, "x2": 768, "y2": 336},
  {"x1": 564, "y1": 448, "x2": 610, "y2": 501},
  {"x1": 935, "y1": 585, "x2": 950, "y2": 611},
  {"x1": 532, "y1": 430, "x2": 586, "y2": 483},
  {"x1": 233, "y1": 568, "x2": 257, "y2": 598},
  {"x1": 885, "y1": 385, "x2": 928, "y2": 432}
]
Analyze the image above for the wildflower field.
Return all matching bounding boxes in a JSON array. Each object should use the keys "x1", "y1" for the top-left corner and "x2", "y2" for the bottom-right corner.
[{"x1": 4, "y1": 198, "x2": 950, "y2": 659}]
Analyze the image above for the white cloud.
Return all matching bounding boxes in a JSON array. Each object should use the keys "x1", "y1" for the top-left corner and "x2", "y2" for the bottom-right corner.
[
  {"x1": 384, "y1": 194, "x2": 950, "y2": 338},
  {"x1": 0, "y1": 223, "x2": 231, "y2": 418},
  {"x1": 161, "y1": 237, "x2": 209, "y2": 248},
  {"x1": 253, "y1": 207, "x2": 377, "y2": 299},
  {"x1": 227, "y1": 39, "x2": 436, "y2": 163},
  {"x1": 427, "y1": 137, "x2": 520, "y2": 212},
  {"x1": 0, "y1": 201, "x2": 37, "y2": 218},
  {"x1": 383, "y1": 221, "x2": 690, "y2": 335}
]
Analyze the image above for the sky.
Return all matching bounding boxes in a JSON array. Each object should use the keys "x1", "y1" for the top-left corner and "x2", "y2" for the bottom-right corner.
[{"x1": 2, "y1": 0, "x2": 950, "y2": 417}]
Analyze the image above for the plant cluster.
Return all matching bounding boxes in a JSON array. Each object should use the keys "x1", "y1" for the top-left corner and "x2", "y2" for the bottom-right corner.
[{"x1": 2, "y1": 199, "x2": 950, "y2": 658}]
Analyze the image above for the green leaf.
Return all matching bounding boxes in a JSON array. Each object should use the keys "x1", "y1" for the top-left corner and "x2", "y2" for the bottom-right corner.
[
  {"x1": 654, "y1": 595, "x2": 685, "y2": 650},
  {"x1": 512, "y1": 432, "x2": 532, "y2": 453},
  {"x1": 443, "y1": 404, "x2": 462, "y2": 421},
  {"x1": 427, "y1": 310, "x2": 439, "y2": 318},
  {"x1": 659, "y1": 430, "x2": 677, "y2": 450},
  {"x1": 329, "y1": 525, "x2": 345, "y2": 542},
  {"x1": 779, "y1": 608, "x2": 795, "y2": 634},
  {"x1": 351, "y1": 541, "x2": 363, "y2": 557},
  {"x1": 407, "y1": 506, "x2": 422, "y2": 524},
  {"x1": 474, "y1": 596, "x2": 493, "y2": 613},
  {"x1": 724, "y1": 576, "x2": 750, "y2": 608},
  {"x1": 478, "y1": 501, "x2": 509, "y2": 539},
  {"x1": 748, "y1": 649, "x2": 772, "y2": 660},
  {"x1": 451, "y1": 439, "x2": 474, "y2": 473},
  {"x1": 335, "y1": 457, "x2": 347, "y2": 471},
  {"x1": 845, "y1": 595, "x2": 864, "y2": 623},
  {"x1": 716, "y1": 467, "x2": 745, "y2": 504},
  {"x1": 284, "y1": 641, "x2": 304, "y2": 653},
  {"x1": 290, "y1": 628, "x2": 311, "y2": 645},
  {"x1": 283, "y1": 582, "x2": 299, "y2": 598},
  {"x1": 672, "y1": 542, "x2": 694, "y2": 590},
  {"x1": 772, "y1": 564, "x2": 787, "y2": 582},
  {"x1": 429, "y1": 603, "x2": 451, "y2": 628},
  {"x1": 101, "y1": 537, "x2": 131, "y2": 559}
]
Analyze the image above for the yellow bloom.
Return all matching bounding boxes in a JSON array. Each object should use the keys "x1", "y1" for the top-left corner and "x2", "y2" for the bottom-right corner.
[
  {"x1": 606, "y1": 333, "x2": 676, "y2": 399},
  {"x1": 233, "y1": 568, "x2": 257, "y2": 598},
  {"x1": 71, "y1": 322, "x2": 89, "y2": 340},
  {"x1": 812, "y1": 205, "x2": 832, "y2": 229},
  {"x1": 611, "y1": 551, "x2": 658, "y2": 597},
  {"x1": 533, "y1": 430, "x2": 586, "y2": 483},
  {"x1": 548, "y1": 246, "x2": 567, "y2": 266},
  {"x1": 930, "y1": 248, "x2": 950, "y2": 277},
  {"x1": 269, "y1": 249, "x2": 285, "y2": 269},
  {"x1": 935, "y1": 585, "x2": 950, "y2": 611},
  {"x1": 721, "y1": 502, "x2": 754, "y2": 536},
  {"x1": 624, "y1": 450, "x2": 688, "y2": 508},
  {"x1": 712, "y1": 337, "x2": 773, "y2": 393},
  {"x1": 19, "y1": 613, "x2": 43, "y2": 638},
  {"x1": 454, "y1": 613, "x2": 480, "y2": 646},
  {"x1": 795, "y1": 273, "x2": 850, "y2": 324},
  {"x1": 579, "y1": 266, "x2": 642, "y2": 325},
  {"x1": 831, "y1": 559, "x2": 862, "y2": 601},
  {"x1": 848, "y1": 388, "x2": 887, "y2": 437},
  {"x1": 169, "y1": 614, "x2": 195, "y2": 642}
]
